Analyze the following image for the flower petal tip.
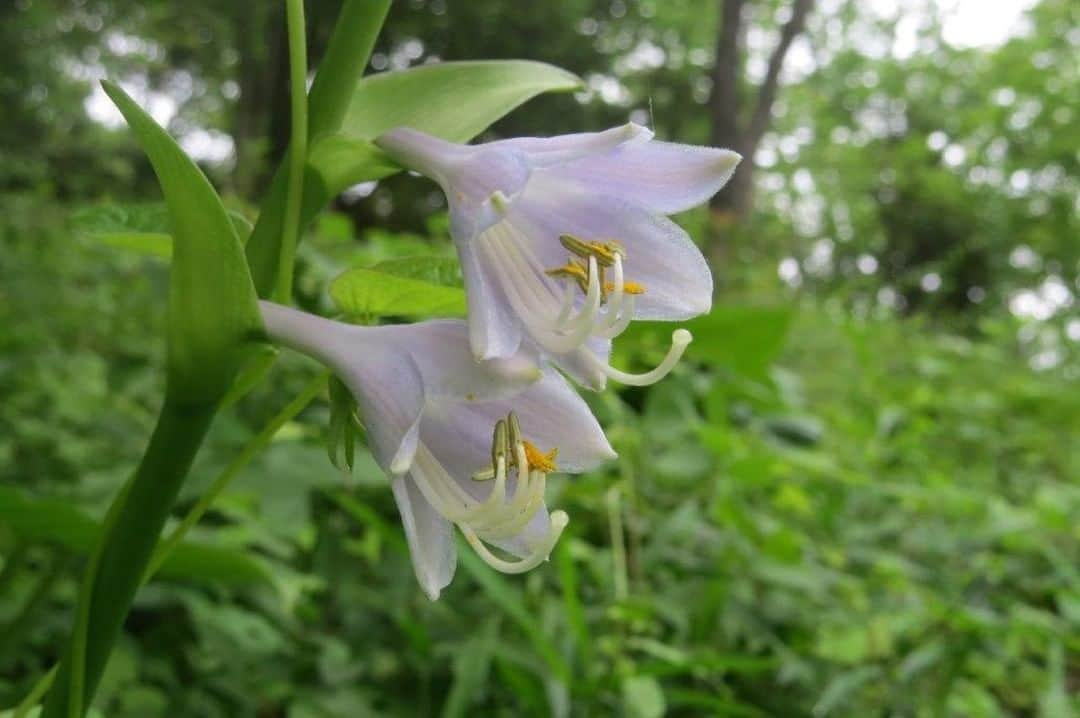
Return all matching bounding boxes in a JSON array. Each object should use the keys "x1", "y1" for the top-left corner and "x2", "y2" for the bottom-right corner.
[{"x1": 717, "y1": 149, "x2": 743, "y2": 173}]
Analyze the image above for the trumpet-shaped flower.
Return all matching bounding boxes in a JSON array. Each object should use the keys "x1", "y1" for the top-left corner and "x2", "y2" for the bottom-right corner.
[
  {"x1": 376, "y1": 123, "x2": 741, "y2": 389},
  {"x1": 259, "y1": 301, "x2": 615, "y2": 600}
]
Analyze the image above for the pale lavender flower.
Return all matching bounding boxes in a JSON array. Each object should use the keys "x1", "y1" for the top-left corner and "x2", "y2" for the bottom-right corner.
[
  {"x1": 376, "y1": 123, "x2": 741, "y2": 389},
  {"x1": 260, "y1": 301, "x2": 615, "y2": 600}
]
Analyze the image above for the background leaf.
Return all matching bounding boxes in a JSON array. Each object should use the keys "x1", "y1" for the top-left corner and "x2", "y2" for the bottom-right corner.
[
  {"x1": 0, "y1": 486, "x2": 268, "y2": 586},
  {"x1": 329, "y1": 260, "x2": 467, "y2": 318}
]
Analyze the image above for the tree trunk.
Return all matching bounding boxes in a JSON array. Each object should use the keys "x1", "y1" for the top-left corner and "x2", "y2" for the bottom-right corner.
[{"x1": 707, "y1": 0, "x2": 815, "y2": 271}]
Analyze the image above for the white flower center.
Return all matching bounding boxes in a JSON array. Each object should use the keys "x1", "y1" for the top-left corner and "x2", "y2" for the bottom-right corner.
[{"x1": 479, "y1": 222, "x2": 692, "y2": 385}]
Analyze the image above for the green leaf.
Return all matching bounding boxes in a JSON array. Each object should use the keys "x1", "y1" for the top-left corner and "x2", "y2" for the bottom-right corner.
[
  {"x1": 368, "y1": 256, "x2": 464, "y2": 287},
  {"x1": 308, "y1": 133, "x2": 399, "y2": 189},
  {"x1": 0, "y1": 485, "x2": 267, "y2": 586},
  {"x1": 622, "y1": 306, "x2": 794, "y2": 379},
  {"x1": 73, "y1": 203, "x2": 252, "y2": 260},
  {"x1": 330, "y1": 260, "x2": 467, "y2": 318},
  {"x1": 96, "y1": 232, "x2": 172, "y2": 259},
  {"x1": 306, "y1": 0, "x2": 391, "y2": 141},
  {"x1": 341, "y1": 60, "x2": 582, "y2": 142},
  {"x1": 441, "y1": 619, "x2": 498, "y2": 718},
  {"x1": 102, "y1": 81, "x2": 261, "y2": 405},
  {"x1": 456, "y1": 545, "x2": 569, "y2": 684},
  {"x1": 621, "y1": 675, "x2": 666, "y2": 718}
]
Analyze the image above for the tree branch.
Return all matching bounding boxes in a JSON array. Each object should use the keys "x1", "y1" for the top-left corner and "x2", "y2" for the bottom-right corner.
[{"x1": 746, "y1": 0, "x2": 814, "y2": 152}]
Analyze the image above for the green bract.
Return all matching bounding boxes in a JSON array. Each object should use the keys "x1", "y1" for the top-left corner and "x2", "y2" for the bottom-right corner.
[{"x1": 103, "y1": 82, "x2": 261, "y2": 406}]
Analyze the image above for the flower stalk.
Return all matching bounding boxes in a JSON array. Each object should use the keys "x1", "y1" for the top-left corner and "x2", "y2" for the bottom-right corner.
[{"x1": 275, "y1": 0, "x2": 309, "y2": 303}]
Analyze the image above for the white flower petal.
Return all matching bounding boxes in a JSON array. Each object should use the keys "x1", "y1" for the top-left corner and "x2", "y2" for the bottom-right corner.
[
  {"x1": 377, "y1": 128, "x2": 530, "y2": 240},
  {"x1": 509, "y1": 369, "x2": 617, "y2": 469},
  {"x1": 545, "y1": 141, "x2": 741, "y2": 215},
  {"x1": 509, "y1": 182, "x2": 713, "y2": 321},
  {"x1": 392, "y1": 476, "x2": 456, "y2": 600},
  {"x1": 457, "y1": 239, "x2": 524, "y2": 360},
  {"x1": 420, "y1": 370, "x2": 615, "y2": 479},
  {"x1": 490, "y1": 122, "x2": 651, "y2": 167},
  {"x1": 258, "y1": 302, "x2": 427, "y2": 474},
  {"x1": 384, "y1": 319, "x2": 540, "y2": 400}
]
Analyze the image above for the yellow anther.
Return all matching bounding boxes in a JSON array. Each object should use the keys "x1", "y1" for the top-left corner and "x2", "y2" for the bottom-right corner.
[
  {"x1": 545, "y1": 260, "x2": 590, "y2": 294},
  {"x1": 604, "y1": 280, "x2": 645, "y2": 295},
  {"x1": 559, "y1": 234, "x2": 624, "y2": 267},
  {"x1": 522, "y1": 441, "x2": 559, "y2": 473}
]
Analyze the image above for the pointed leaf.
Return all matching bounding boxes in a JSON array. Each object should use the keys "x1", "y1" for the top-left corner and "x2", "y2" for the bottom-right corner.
[
  {"x1": 341, "y1": 60, "x2": 582, "y2": 142},
  {"x1": 102, "y1": 81, "x2": 261, "y2": 405}
]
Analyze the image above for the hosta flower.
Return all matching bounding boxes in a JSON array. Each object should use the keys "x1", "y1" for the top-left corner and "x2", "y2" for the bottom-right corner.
[
  {"x1": 376, "y1": 123, "x2": 741, "y2": 389},
  {"x1": 259, "y1": 301, "x2": 615, "y2": 599}
]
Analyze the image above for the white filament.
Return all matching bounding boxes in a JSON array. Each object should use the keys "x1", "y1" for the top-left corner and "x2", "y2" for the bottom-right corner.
[
  {"x1": 479, "y1": 220, "x2": 693, "y2": 386},
  {"x1": 407, "y1": 440, "x2": 563, "y2": 574},
  {"x1": 586, "y1": 329, "x2": 693, "y2": 386},
  {"x1": 461, "y1": 510, "x2": 568, "y2": 574}
]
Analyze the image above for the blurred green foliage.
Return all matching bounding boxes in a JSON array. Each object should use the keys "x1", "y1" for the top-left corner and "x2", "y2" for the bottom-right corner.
[{"x1": 2, "y1": 0, "x2": 1078, "y2": 716}]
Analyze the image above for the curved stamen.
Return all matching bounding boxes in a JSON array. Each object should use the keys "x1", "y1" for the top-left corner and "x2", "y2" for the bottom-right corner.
[
  {"x1": 494, "y1": 238, "x2": 599, "y2": 337},
  {"x1": 408, "y1": 450, "x2": 472, "y2": 523},
  {"x1": 587, "y1": 329, "x2": 692, "y2": 386},
  {"x1": 469, "y1": 443, "x2": 535, "y2": 531},
  {"x1": 596, "y1": 294, "x2": 636, "y2": 340},
  {"x1": 477, "y1": 470, "x2": 548, "y2": 538},
  {"x1": 461, "y1": 510, "x2": 569, "y2": 574},
  {"x1": 554, "y1": 282, "x2": 575, "y2": 325},
  {"x1": 492, "y1": 241, "x2": 602, "y2": 354},
  {"x1": 467, "y1": 455, "x2": 508, "y2": 523},
  {"x1": 595, "y1": 252, "x2": 626, "y2": 333}
]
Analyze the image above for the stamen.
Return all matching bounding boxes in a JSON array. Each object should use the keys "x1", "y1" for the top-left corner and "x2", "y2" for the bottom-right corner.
[
  {"x1": 559, "y1": 234, "x2": 624, "y2": 267},
  {"x1": 586, "y1": 329, "x2": 693, "y2": 386},
  {"x1": 475, "y1": 470, "x2": 547, "y2": 538},
  {"x1": 461, "y1": 510, "x2": 569, "y2": 574},
  {"x1": 596, "y1": 294, "x2": 636, "y2": 339},
  {"x1": 408, "y1": 410, "x2": 572, "y2": 575},
  {"x1": 545, "y1": 261, "x2": 589, "y2": 294},
  {"x1": 523, "y1": 441, "x2": 558, "y2": 473}
]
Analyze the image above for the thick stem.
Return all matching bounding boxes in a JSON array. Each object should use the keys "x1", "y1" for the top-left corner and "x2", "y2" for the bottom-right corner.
[
  {"x1": 146, "y1": 371, "x2": 327, "y2": 580},
  {"x1": 40, "y1": 401, "x2": 216, "y2": 718},
  {"x1": 274, "y1": 0, "x2": 309, "y2": 303}
]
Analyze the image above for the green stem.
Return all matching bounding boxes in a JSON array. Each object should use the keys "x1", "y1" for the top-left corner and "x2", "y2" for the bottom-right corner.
[
  {"x1": 246, "y1": 0, "x2": 390, "y2": 298},
  {"x1": 14, "y1": 666, "x2": 57, "y2": 718},
  {"x1": 146, "y1": 371, "x2": 327, "y2": 579},
  {"x1": 606, "y1": 486, "x2": 628, "y2": 602},
  {"x1": 41, "y1": 401, "x2": 216, "y2": 718},
  {"x1": 274, "y1": 0, "x2": 309, "y2": 303}
]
